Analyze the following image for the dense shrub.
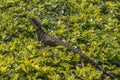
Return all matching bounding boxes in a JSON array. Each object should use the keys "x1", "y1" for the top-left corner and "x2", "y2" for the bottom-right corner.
[{"x1": 0, "y1": 0, "x2": 120, "y2": 79}]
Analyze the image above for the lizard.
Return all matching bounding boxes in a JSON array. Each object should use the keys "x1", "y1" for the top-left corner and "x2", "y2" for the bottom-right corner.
[{"x1": 28, "y1": 17, "x2": 117, "y2": 79}]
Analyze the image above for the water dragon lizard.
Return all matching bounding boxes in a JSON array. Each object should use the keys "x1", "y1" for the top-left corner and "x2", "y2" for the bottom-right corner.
[{"x1": 28, "y1": 17, "x2": 118, "y2": 79}]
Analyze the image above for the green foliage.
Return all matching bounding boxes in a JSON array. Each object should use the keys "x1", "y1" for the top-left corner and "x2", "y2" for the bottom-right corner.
[{"x1": 0, "y1": 0, "x2": 120, "y2": 79}]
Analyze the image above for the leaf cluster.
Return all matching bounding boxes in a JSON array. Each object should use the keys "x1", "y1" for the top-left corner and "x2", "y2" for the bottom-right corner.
[{"x1": 0, "y1": 0, "x2": 120, "y2": 79}]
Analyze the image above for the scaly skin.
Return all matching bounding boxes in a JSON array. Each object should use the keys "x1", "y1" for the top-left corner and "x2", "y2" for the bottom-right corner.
[{"x1": 28, "y1": 17, "x2": 117, "y2": 79}]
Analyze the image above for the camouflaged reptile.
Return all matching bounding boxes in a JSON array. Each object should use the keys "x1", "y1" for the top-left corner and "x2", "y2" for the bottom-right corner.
[{"x1": 28, "y1": 17, "x2": 117, "y2": 79}]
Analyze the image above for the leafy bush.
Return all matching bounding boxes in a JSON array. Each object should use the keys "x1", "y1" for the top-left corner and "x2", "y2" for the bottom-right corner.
[{"x1": 0, "y1": 0, "x2": 120, "y2": 80}]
